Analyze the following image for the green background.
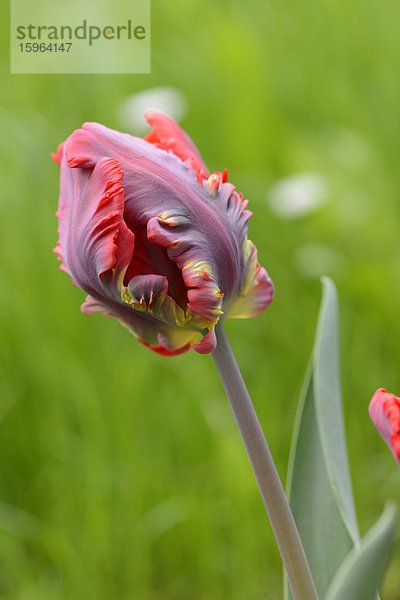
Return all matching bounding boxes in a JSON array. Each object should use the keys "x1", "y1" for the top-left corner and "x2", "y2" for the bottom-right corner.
[{"x1": 0, "y1": 0, "x2": 399, "y2": 598}]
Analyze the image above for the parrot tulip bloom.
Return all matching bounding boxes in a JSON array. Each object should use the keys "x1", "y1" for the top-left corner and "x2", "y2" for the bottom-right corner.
[
  {"x1": 369, "y1": 388, "x2": 400, "y2": 464},
  {"x1": 53, "y1": 110, "x2": 274, "y2": 355}
]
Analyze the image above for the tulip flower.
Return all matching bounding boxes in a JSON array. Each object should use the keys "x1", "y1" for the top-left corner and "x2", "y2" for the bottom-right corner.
[
  {"x1": 53, "y1": 111, "x2": 317, "y2": 600},
  {"x1": 53, "y1": 110, "x2": 274, "y2": 356},
  {"x1": 369, "y1": 388, "x2": 400, "y2": 464}
]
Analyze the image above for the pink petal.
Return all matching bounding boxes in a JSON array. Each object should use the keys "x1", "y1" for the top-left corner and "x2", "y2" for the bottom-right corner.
[
  {"x1": 229, "y1": 241, "x2": 275, "y2": 319},
  {"x1": 123, "y1": 273, "x2": 220, "y2": 355},
  {"x1": 142, "y1": 184, "x2": 252, "y2": 325},
  {"x1": 122, "y1": 224, "x2": 188, "y2": 309},
  {"x1": 192, "y1": 328, "x2": 217, "y2": 354},
  {"x1": 138, "y1": 338, "x2": 192, "y2": 356},
  {"x1": 56, "y1": 153, "x2": 134, "y2": 299},
  {"x1": 146, "y1": 215, "x2": 224, "y2": 323},
  {"x1": 144, "y1": 109, "x2": 209, "y2": 179},
  {"x1": 125, "y1": 273, "x2": 187, "y2": 328},
  {"x1": 369, "y1": 388, "x2": 400, "y2": 464},
  {"x1": 65, "y1": 121, "x2": 166, "y2": 169},
  {"x1": 81, "y1": 294, "x2": 194, "y2": 356}
]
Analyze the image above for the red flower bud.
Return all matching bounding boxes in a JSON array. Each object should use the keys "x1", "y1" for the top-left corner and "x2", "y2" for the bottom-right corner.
[{"x1": 369, "y1": 388, "x2": 400, "y2": 464}]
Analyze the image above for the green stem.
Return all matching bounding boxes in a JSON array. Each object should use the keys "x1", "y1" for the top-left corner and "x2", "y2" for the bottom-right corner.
[{"x1": 212, "y1": 325, "x2": 318, "y2": 600}]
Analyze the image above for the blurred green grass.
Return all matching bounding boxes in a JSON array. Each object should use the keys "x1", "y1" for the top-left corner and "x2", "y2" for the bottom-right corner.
[{"x1": 0, "y1": 0, "x2": 399, "y2": 598}]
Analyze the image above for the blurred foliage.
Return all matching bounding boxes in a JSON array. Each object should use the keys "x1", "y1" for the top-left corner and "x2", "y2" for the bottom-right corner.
[{"x1": 0, "y1": 0, "x2": 399, "y2": 598}]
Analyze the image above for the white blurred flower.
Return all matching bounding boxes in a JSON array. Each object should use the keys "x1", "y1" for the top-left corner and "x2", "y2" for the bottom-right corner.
[
  {"x1": 295, "y1": 243, "x2": 346, "y2": 278},
  {"x1": 325, "y1": 128, "x2": 371, "y2": 169},
  {"x1": 118, "y1": 87, "x2": 187, "y2": 134},
  {"x1": 268, "y1": 173, "x2": 329, "y2": 218}
]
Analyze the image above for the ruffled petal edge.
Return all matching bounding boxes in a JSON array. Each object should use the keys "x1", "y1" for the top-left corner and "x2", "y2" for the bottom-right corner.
[
  {"x1": 229, "y1": 239, "x2": 274, "y2": 319},
  {"x1": 144, "y1": 109, "x2": 210, "y2": 179}
]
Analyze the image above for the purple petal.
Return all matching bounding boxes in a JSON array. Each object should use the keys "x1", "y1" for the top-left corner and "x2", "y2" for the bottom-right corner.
[{"x1": 55, "y1": 149, "x2": 134, "y2": 301}]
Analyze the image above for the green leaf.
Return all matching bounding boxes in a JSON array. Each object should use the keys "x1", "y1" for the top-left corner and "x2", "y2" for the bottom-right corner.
[
  {"x1": 285, "y1": 371, "x2": 354, "y2": 598},
  {"x1": 325, "y1": 504, "x2": 397, "y2": 600},
  {"x1": 314, "y1": 277, "x2": 359, "y2": 545},
  {"x1": 285, "y1": 278, "x2": 360, "y2": 599}
]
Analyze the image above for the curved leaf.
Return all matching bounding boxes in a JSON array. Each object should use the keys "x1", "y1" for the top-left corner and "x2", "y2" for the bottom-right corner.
[
  {"x1": 314, "y1": 277, "x2": 359, "y2": 545},
  {"x1": 325, "y1": 504, "x2": 397, "y2": 600},
  {"x1": 285, "y1": 278, "x2": 360, "y2": 599},
  {"x1": 285, "y1": 369, "x2": 354, "y2": 598}
]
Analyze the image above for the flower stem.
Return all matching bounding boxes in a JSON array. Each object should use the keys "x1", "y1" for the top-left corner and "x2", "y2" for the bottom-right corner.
[{"x1": 212, "y1": 325, "x2": 318, "y2": 600}]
